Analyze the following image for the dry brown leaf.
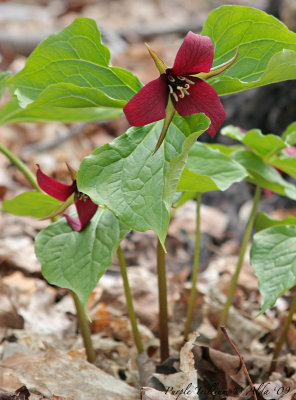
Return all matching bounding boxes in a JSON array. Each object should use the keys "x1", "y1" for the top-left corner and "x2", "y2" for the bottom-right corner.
[
  {"x1": 1, "y1": 346, "x2": 139, "y2": 400},
  {"x1": 192, "y1": 345, "x2": 246, "y2": 399},
  {"x1": 0, "y1": 235, "x2": 40, "y2": 273},
  {"x1": 0, "y1": 282, "x2": 23, "y2": 329}
]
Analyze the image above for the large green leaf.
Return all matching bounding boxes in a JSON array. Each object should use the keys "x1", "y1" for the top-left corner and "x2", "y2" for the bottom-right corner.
[
  {"x1": 255, "y1": 210, "x2": 296, "y2": 232},
  {"x1": 77, "y1": 114, "x2": 210, "y2": 247},
  {"x1": 1, "y1": 18, "x2": 141, "y2": 124},
  {"x1": 2, "y1": 192, "x2": 61, "y2": 218},
  {"x1": 202, "y1": 5, "x2": 296, "y2": 96},
  {"x1": 177, "y1": 142, "x2": 247, "y2": 192},
  {"x1": 232, "y1": 148, "x2": 296, "y2": 199},
  {"x1": 0, "y1": 89, "x2": 122, "y2": 125},
  {"x1": 250, "y1": 225, "x2": 296, "y2": 313},
  {"x1": 35, "y1": 208, "x2": 129, "y2": 307}
]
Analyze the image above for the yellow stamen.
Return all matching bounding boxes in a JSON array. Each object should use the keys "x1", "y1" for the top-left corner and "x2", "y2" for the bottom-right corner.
[
  {"x1": 171, "y1": 92, "x2": 178, "y2": 102},
  {"x1": 184, "y1": 77, "x2": 195, "y2": 85},
  {"x1": 177, "y1": 86, "x2": 185, "y2": 98}
]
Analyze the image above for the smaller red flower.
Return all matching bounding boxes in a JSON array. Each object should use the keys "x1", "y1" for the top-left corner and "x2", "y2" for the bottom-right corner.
[
  {"x1": 36, "y1": 164, "x2": 98, "y2": 231},
  {"x1": 123, "y1": 32, "x2": 238, "y2": 152}
]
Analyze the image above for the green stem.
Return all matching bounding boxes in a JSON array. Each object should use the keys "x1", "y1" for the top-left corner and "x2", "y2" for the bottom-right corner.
[
  {"x1": 117, "y1": 246, "x2": 144, "y2": 354},
  {"x1": 0, "y1": 142, "x2": 40, "y2": 191},
  {"x1": 71, "y1": 291, "x2": 96, "y2": 363},
  {"x1": 216, "y1": 185, "x2": 261, "y2": 345},
  {"x1": 157, "y1": 237, "x2": 169, "y2": 362},
  {"x1": 184, "y1": 192, "x2": 201, "y2": 340},
  {"x1": 270, "y1": 293, "x2": 296, "y2": 373}
]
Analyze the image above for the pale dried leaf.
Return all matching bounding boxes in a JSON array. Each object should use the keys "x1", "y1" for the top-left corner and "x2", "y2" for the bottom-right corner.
[
  {"x1": 1, "y1": 346, "x2": 139, "y2": 400},
  {"x1": 154, "y1": 333, "x2": 198, "y2": 400},
  {"x1": 136, "y1": 352, "x2": 155, "y2": 387},
  {"x1": 141, "y1": 386, "x2": 176, "y2": 400}
]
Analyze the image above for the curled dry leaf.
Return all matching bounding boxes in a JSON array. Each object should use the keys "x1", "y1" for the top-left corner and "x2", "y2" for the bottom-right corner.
[
  {"x1": 154, "y1": 333, "x2": 199, "y2": 400},
  {"x1": 192, "y1": 345, "x2": 246, "y2": 399}
]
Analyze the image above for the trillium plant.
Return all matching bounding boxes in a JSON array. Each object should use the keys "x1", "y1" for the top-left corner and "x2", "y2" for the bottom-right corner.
[{"x1": 1, "y1": 4, "x2": 296, "y2": 376}]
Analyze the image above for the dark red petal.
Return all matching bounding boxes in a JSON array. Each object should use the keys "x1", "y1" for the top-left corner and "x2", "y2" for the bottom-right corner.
[
  {"x1": 175, "y1": 79, "x2": 225, "y2": 137},
  {"x1": 123, "y1": 77, "x2": 168, "y2": 126},
  {"x1": 36, "y1": 164, "x2": 76, "y2": 201},
  {"x1": 64, "y1": 196, "x2": 98, "y2": 231},
  {"x1": 172, "y1": 32, "x2": 214, "y2": 76}
]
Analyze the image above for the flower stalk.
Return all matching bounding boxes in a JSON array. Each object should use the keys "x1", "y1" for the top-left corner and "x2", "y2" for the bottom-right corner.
[
  {"x1": 157, "y1": 237, "x2": 169, "y2": 362},
  {"x1": 270, "y1": 293, "x2": 296, "y2": 373},
  {"x1": 117, "y1": 245, "x2": 144, "y2": 354},
  {"x1": 71, "y1": 290, "x2": 96, "y2": 363},
  {"x1": 215, "y1": 185, "x2": 261, "y2": 345},
  {"x1": 184, "y1": 192, "x2": 201, "y2": 340},
  {"x1": 0, "y1": 142, "x2": 40, "y2": 191}
]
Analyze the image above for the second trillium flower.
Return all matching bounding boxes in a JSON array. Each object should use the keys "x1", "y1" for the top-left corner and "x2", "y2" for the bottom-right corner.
[
  {"x1": 37, "y1": 164, "x2": 98, "y2": 231},
  {"x1": 123, "y1": 32, "x2": 238, "y2": 152}
]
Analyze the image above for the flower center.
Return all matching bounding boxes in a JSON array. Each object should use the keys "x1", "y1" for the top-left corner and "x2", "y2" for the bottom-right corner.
[
  {"x1": 73, "y1": 181, "x2": 88, "y2": 203},
  {"x1": 166, "y1": 74, "x2": 195, "y2": 102}
]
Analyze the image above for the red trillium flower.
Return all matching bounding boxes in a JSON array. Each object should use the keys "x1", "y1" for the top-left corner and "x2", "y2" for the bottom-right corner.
[
  {"x1": 123, "y1": 32, "x2": 238, "y2": 152},
  {"x1": 36, "y1": 164, "x2": 98, "y2": 231}
]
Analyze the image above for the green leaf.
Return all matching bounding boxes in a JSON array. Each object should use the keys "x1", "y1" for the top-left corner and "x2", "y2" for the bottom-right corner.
[
  {"x1": 0, "y1": 71, "x2": 10, "y2": 100},
  {"x1": 0, "y1": 89, "x2": 122, "y2": 125},
  {"x1": 2, "y1": 192, "x2": 61, "y2": 218},
  {"x1": 207, "y1": 143, "x2": 243, "y2": 156},
  {"x1": 282, "y1": 122, "x2": 296, "y2": 145},
  {"x1": 35, "y1": 208, "x2": 129, "y2": 307},
  {"x1": 232, "y1": 148, "x2": 296, "y2": 199},
  {"x1": 202, "y1": 5, "x2": 296, "y2": 96},
  {"x1": 2, "y1": 18, "x2": 141, "y2": 124},
  {"x1": 250, "y1": 225, "x2": 296, "y2": 313},
  {"x1": 77, "y1": 114, "x2": 210, "y2": 247},
  {"x1": 177, "y1": 142, "x2": 247, "y2": 192},
  {"x1": 222, "y1": 125, "x2": 296, "y2": 179},
  {"x1": 255, "y1": 210, "x2": 296, "y2": 232},
  {"x1": 222, "y1": 125, "x2": 288, "y2": 161},
  {"x1": 271, "y1": 156, "x2": 296, "y2": 179}
]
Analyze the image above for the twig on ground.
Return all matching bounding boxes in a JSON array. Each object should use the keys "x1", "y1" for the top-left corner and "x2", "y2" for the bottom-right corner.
[{"x1": 221, "y1": 326, "x2": 258, "y2": 400}]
